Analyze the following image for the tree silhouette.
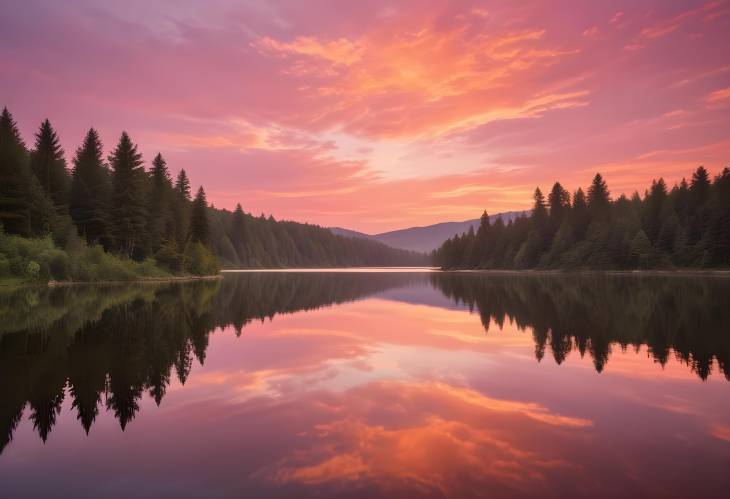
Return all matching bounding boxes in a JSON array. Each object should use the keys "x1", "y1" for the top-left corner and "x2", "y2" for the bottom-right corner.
[
  {"x1": 69, "y1": 128, "x2": 111, "y2": 247},
  {"x1": 109, "y1": 132, "x2": 148, "y2": 258}
]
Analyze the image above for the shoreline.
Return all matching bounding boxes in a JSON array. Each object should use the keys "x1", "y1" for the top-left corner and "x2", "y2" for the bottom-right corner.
[
  {"x1": 0, "y1": 274, "x2": 223, "y2": 288},
  {"x1": 439, "y1": 268, "x2": 730, "y2": 277}
]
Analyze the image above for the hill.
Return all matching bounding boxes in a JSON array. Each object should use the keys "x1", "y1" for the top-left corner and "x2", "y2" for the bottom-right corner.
[{"x1": 330, "y1": 211, "x2": 527, "y2": 253}]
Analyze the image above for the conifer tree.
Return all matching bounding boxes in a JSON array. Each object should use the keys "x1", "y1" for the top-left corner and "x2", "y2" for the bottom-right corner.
[
  {"x1": 147, "y1": 153, "x2": 174, "y2": 253},
  {"x1": 109, "y1": 132, "x2": 148, "y2": 258},
  {"x1": 532, "y1": 187, "x2": 548, "y2": 222},
  {"x1": 173, "y1": 169, "x2": 192, "y2": 249},
  {"x1": 587, "y1": 173, "x2": 610, "y2": 218},
  {"x1": 175, "y1": 169, "x2": 191, "y2": 201},
  {"x1": 29, "y1": 119, "x2": 70, "y2": 211},
  {"x1": 69, "y1": 128, "x2": 111, "y2": 246},
  {"x1": 548, "y1": 182, "x2": 570, "y2": 221},
  {"x1": 189, "y1": 186, "x2": 209, "y2": 245},
  {"x1": 0, "y1": 107, "x2": 51, "y2": 235}
]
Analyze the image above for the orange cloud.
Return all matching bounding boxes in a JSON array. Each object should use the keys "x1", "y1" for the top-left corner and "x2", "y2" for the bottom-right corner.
[{"x1": 264, "y1": 380, "x2": 590, "y2": 495}]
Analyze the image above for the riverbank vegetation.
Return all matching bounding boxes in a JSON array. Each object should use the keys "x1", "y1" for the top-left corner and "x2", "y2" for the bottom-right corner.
[
  {"x1": 434, "y1": 167, "x2": 730, "y2": 270},
  {"x1": 0, "y1": 107, "x2": 218, "y2": 283}
]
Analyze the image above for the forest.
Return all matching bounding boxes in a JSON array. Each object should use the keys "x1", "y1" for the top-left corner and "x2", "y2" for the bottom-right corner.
[
  {"x1": 0, "y1": 108, "x2": 425, "y2": 282},
  {"x1": 434, "y1": 169, "x2": 730, "y2": 269}
]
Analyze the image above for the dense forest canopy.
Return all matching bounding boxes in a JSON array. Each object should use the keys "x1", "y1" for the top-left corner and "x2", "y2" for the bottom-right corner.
[
  {"x1": 0, "y1": 107, "x2": 426, "y2": 280},
  {"x1": 434, "y1": 169, "x2": 730, "y2": 269}
]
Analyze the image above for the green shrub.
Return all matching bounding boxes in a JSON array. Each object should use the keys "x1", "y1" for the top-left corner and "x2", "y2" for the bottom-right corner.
[
  {"x1": 25, "y1": 261, "x2": 41, "y2": 280},
  {"x1": 184, "y1": 242, "x2": 220, "y2": 276}
]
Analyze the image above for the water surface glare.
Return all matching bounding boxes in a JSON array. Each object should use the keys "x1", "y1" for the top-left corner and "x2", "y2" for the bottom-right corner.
[{"x1": 1, "y1": 271, "x2": 729, "y2": 498}]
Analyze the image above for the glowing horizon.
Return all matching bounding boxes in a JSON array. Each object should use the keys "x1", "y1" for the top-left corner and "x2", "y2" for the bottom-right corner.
[{"x1": 2, "y1": 0, "x2": 729, "y2": 233}]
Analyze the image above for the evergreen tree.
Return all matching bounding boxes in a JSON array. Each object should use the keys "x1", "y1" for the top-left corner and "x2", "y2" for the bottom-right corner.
[
  {"x1": 29, "y1": 119, "x2": 70, "y2": 211},
  {"x1": 532, "y1": 187, "x2": 548, "y2": 223},
  {"x1": 548, "y1": 182, "x2": 570, "y2": 221},
  {"x1": 189, "y1": 186, "x2": 209, "y2": 245},
  {"x1": 173, "y1": 169, "x2": 192, "y2": 249},
  {"x1": 109, "y1": 132, "x2": 148, "y2": 258},
  {"x1": 175, "y1": 169, "x2": 191, "y2": 201},
  {"x1": 0, "y1": 108, "x2": 51, "y2": 235},
  {"x1": 147, "y1": 153, "x2": 174, "y2": 253},
  {"x1": 587, "y1": 173, "x2": 610, "y2": 218},
  {"x1": 69, "y1": 128, "x2": 111, "y2": 246}
]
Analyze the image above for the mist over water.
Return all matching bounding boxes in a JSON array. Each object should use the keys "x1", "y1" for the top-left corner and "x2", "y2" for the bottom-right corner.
[{"x1": 1, "y1": 271, "x2": 729, "y2": 498}]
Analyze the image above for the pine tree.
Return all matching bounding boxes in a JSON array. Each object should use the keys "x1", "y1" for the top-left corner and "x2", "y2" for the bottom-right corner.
[
  {"x1": 548, "y1": 182, "x2": 570, "y2": 220},
  {"x1": 69, "y1": 128, "x2": 111, "y2": 246},
  {"x1": 109, "y1": 132, "x2": 148, "y2": 258},
  {"x1": 587, "y1": 173, "x2": 610, "y2": 218},
  {"x1": 29, "y1": 119, "x2": 70, "y2": 211},
  {"x1": 689, "y1": 166, "x2": 710, "y2": 211},
  {"x1": 173, "y1": 169, "x2": 192, "y2": 248},
  {"x1": 189, "y1": 186, "x2": 209, "y2": 245},
  {"x1": 532, "y1": 187, "x2": 548, "y2": 223},
  {"x1": 230, "y1": 203, "x2": 248, "y2": 265},
  {"x1": 0, "y1": 107, "x2": 50, "y2": 235},
  {"x1": 147, "y1": 153, "x2": 174, "y2": 253},
  {"x1": 175, "y1": 169, "x2": 191, "y2": 201}
]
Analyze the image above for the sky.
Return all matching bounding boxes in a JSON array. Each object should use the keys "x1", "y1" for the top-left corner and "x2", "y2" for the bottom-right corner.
[{"x1": 1, "y1": 0, "x2": 729, "y2": 233}]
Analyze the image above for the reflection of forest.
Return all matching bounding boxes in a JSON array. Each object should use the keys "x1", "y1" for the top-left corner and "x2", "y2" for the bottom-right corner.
[
  {"x1": 431, "y1": 273, "x2": 730, "y2": 380},
  {"x1": 1, "y1": 272, "x2": 728, "y2": 453},
  {"x1": 0, "y1": 273, "x2": 426, "y2": 453}
]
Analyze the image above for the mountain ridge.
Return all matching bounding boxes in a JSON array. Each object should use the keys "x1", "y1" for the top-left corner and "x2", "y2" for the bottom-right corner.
[{"x1": 330, "y1": 211, "x2": 528, "y2": 253}]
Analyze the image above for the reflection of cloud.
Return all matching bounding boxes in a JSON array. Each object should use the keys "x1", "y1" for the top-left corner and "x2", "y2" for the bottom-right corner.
[
  {"x1": 711, "y1": 424, "x2": 730, "y2": 443},
  {"x1": 263, "y1": 381, "x2": 590, "y2": 495}
]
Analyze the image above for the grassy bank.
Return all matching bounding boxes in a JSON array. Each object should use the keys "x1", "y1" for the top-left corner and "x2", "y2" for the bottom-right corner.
[{"x1": 0, "y1": 231, "x2": 219, "y2": 285}]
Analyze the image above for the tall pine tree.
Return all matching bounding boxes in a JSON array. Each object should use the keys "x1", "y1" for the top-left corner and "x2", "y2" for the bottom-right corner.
[
  {"x1": 69, "y1": 128, "x2": 111, "y2": 247},
  {"x1": 147, "y1": 153, "x2": 174, "y2": 253},
  {"x1": 189, "y1": 186, "x2": 209, "y2": 245},
  {"x1": 29, "y1": 119, "x2": 70, "y2": 212},
  {"x1": 109, "y1": 132, "x2": 148, "y2": 258},
  {"x1": 0, "y1": 108, "x2": 51, "y2": 236}
]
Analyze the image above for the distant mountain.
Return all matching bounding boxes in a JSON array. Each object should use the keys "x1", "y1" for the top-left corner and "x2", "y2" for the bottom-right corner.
[{"x1": 330, "y1": 211, "x2": 527, "y2": 253}]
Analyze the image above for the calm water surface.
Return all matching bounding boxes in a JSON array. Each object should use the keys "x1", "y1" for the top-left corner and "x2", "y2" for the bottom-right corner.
[{"x1": 1, "y1": 271, "x2": 729, "y2": 498}]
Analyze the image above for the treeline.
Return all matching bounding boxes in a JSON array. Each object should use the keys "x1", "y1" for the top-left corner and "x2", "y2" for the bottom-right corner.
[
  {"x1": 207, "y1": 205, "x2": 428, "y2": 268},
  {"x1": 0, "y1": 107, "x2": 217, "y2": 279},
  {"x1": 0, "y1": 107, "x2": 426, "y2": 279},
  {"x1": 435, "y1": 168, "x2": 730, "y2": 269}
]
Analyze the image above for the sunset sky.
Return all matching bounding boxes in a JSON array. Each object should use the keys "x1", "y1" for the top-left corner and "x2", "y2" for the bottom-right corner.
[{"x1": 2, "y1": 0, "x2": 729, "y2": 233}]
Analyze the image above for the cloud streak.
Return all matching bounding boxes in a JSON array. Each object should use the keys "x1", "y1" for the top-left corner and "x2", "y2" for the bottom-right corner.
[{"x1": 1, "y1": 0, "x2": 729, "y2": 231}]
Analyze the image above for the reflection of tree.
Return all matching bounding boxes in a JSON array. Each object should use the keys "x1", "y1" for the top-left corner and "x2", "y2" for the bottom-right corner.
[
  {"x1": 0, "y1": 272, "x2": 425, "y2": 452},
  {"x1": 431, "y1": 273, "x2": 730, "y2": 379},
  {"x1": 2, "y1": 272, "x2": 726, "y2": 454}
]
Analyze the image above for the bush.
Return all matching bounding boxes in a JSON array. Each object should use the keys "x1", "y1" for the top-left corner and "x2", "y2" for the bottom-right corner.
[
  {"x1": 184, "y1": 242, "x2": 220, "y2": 276},
  {"x1": 25, "y1": 261, "x2": 41, "y2": 280}
]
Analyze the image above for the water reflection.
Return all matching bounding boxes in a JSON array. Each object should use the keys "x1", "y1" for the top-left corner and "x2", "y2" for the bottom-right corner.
[
  {"x1": 431, "y1": 273, "x2": 730, "y2": 379},
  {"x1": 1, "y1": 272, "x2": 729, "y2": 498}
]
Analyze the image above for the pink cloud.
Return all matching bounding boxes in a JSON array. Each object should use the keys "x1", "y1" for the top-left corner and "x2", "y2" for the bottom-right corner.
[{"x1": 1, "y1": 0, "x2": 729, "y2": 232}]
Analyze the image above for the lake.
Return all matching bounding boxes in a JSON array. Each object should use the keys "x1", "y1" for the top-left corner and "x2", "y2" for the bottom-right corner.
[{"x1": 1, "y1": 270, "x2": 729, "y2": 498}]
